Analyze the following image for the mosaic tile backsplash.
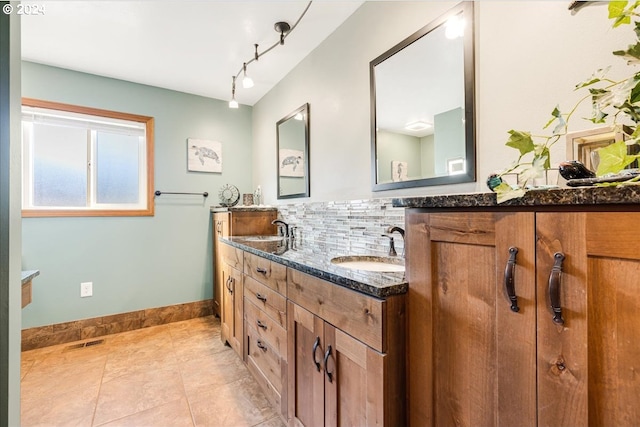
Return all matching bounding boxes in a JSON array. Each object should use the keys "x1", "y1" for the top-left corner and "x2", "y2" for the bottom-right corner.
[{"x1": 276, "y1": 198, "x2": 405, "y2": 258}]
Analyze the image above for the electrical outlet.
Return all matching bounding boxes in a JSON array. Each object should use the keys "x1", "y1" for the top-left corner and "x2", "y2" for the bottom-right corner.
[{"x1": 80, "y1": 282, "x2": 93, "y2": 298}]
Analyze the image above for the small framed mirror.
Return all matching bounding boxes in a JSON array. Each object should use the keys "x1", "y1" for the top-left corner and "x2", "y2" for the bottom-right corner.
[
  {"x1": 277, "y1": 103, "x2": 310, "y2": 199},
  {"x1": 370, "y1": 1, "x2": 475, "y2": 191}
]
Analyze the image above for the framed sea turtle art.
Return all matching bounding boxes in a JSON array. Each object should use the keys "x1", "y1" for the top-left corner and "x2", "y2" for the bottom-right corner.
[{"x1": 187, "y1": 138, "x2": 222, "y2": 173}]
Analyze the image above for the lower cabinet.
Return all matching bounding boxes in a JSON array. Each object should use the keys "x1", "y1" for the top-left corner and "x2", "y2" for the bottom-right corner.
[
  {"x1": 406, "y1": 209, "x2": 640, "y2": 427},
  {"x1": 287, "y1": 269, "x2": 406, "y2": 427},
  {"x1": 288, "y1": 302, "x2": 389, "y2": 427},
  {"x1": 219, "y1": 241, "x2": 406, "y2": 427}
]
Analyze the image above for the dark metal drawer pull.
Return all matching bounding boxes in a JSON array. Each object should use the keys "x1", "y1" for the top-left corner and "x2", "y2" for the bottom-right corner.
[
  {"x1": 256, "y1": 339, "x2": 267, "y2": 351},
  {"x1": 256, "y1": 319, "x2": 267, "y2": 330},
  {"x1": 504, "y1": 247, "x2": 520, "y2": 312},
  {"x1": 548, "y1": 252, "x2": 566, "y2": 325},
  {"x1": 312, "y1": 336, "x2": 321, "y2": 371},
  {"x1": 256, "y1": 267, "x2": 268, "y2": 274},
  {"x1": 324, "y1": 345, "x2": 333, "y2": 383},
  {"x1": 255, "y1": 293, "x2": 267, "y2": 302}
]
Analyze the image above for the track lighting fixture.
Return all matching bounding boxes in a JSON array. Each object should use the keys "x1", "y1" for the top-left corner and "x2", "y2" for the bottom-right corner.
[
  {"x1": 229, "y1": 76, "x2": 239, "y2": 109},
  {"x1": 242, "y1": 63, "x2": 254, "y2": 88},
  {"x1": 228, "y1": 1, "x2": 312, "y2": 108}
]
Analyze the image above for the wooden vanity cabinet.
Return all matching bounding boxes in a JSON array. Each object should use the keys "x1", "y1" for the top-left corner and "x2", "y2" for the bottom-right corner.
[
  {"x1": 406, "y1": 209, "x2": 640, "y2": 427},
  {"x1": 287, "y1": 269, "x2": 406, "y2": 427},
  {"x1": 213, "y1": 209, "x2": 276, "y2": 317}
]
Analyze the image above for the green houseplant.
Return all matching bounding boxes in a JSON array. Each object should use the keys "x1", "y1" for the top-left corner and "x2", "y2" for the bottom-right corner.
[{"x1": 494, "y1": 1, "x2": 640, "y2": 203}]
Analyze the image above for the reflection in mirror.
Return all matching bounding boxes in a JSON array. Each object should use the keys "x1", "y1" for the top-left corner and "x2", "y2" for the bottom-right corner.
[
  {"x1": 277, "y1": 103, "x2": 310, "y2": 199},
  {"x1": 370, "y1": 1, "x2": 475, "y2": 191}
]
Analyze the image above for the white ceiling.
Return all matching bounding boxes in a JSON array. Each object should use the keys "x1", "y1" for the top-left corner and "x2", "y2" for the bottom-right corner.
[{"x1": 21, "y1": 1, "x2": 363, "y2": 106}]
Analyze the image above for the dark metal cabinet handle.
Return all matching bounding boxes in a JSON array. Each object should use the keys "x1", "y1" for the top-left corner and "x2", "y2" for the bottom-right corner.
[
  {"x1": 225, "y1": 277, "x2": 232, "y2": 293},
  {"x1": 228, "y1": 277, "x2": 234, "y2": 295},
  {"x1": 312, "y1": 336, "x2": 321, "y2": 372},
  {"x1": 548, "y1": 252, "x2": 566, "y2": 325},
  {"x1": 504, "y1": 247, "x2": 520, "y2": 312},
  {"x1": 256, "y1": 267, "x2": 268, "y2": 274},
  {"x1": 256, "y1": 339, "x2": 267, "y2": 351},
  {"x1": 256, "y1": 319, "x2": 267, "y2": 330},
  {"x1": 255, "y1": 293, "x2": 267, "y2": 302},
  {"x1": 323, "y1": 345, "x2": 333, "y2": 383}
]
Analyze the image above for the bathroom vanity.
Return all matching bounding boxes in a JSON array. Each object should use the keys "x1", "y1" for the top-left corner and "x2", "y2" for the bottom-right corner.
[
  {"x1": 211, "y1": 207, "x2": 277, "y2": 317},
  {"x1": 218, "y1": 234, "x2": 407, "y2": 426},
  {"x1": 395, "y1": 186, "x2": 640, "y2": 427}
]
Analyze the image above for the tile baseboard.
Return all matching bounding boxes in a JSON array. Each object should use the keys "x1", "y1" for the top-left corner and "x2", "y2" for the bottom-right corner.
[{"x1": 21, "y1": 299, "x2": 213, "y2": 351}]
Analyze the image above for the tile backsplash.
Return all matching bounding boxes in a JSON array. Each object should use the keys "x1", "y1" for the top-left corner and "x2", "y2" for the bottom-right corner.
[{"x1": 277, "y1": 198, "x2": 405, "y2": 257}]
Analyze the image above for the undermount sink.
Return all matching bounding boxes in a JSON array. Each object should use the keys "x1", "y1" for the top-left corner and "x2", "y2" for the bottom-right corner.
[
  {"x1": 330, "y1": 256, "x2": 405, "y2": 273},
  {"x1": 240, "y1": 235, "x2": 284, "y2": 242}
]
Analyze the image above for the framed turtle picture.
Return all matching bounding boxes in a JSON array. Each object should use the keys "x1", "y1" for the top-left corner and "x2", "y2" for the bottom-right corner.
[
  {"x1": 187, "y1": 138, "x2": 222, "y2": 173},
  {"x1": 279, "y1": 148, "x2": 305, "y2": 178}
]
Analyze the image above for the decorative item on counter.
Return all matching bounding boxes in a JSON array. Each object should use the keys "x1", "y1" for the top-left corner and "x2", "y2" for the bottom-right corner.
[
  {"x1": 218, "y1": 184, "x2": 240, "y2": 207},
  {"x1": 566, "y1": 168, "x2": 640, "y2": 187},
  {"x1": 486, "y1": 173, "x2": 503, "y2": 192},
  {"x1": 558, "y1": 160, "x2": 596, "y2": 180},
  {"x1": 242, "y1": 193, "x2": 254, "y2": 206},
  {"x1": 254, "y1": 185, "x2": 262, "y2": 206}
]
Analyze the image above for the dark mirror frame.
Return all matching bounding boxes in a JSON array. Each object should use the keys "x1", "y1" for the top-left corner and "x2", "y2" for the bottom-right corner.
[
  {"x1": 370, "y1": 1, "x2": 476, "y2": 191},
  {"x1": 276, "y1": 103, "x2": 310, "y2": 199}
]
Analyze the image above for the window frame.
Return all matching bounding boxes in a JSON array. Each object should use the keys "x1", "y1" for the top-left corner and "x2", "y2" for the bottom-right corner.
[{"x1": 21, "y1": 98, "x2": 155, "y2": 217}]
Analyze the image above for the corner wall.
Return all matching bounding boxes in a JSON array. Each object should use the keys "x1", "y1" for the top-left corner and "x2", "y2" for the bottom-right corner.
[{"x1": 21, "y1": 62, "x2": 254, "y2": 328}]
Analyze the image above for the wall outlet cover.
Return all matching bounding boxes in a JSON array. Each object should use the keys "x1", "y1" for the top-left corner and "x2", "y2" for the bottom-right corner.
[{"x1": 80, "y1": 282, "x2": 93, "y2": 298}]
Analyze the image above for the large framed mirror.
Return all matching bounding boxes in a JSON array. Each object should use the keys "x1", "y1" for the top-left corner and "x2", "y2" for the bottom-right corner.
[
  {"x1": 370, "y1": 1, "x2": 475, "y2": 191},
  {"x1": 277, "y1": 103, "x2": 310, "y2": 199}
]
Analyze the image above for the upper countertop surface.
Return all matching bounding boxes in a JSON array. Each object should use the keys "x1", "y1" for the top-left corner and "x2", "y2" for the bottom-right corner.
[
  {"x1": 392, "y1": 186, "x2": 640, "y2": 209},
  {"x1": 21, "y1": 270, "x2": 40, "y2": 284},
  {"x1": 221, "y1": 237, "x2": 407, "y2": 299},
  {"x1": 211, "y1": 205, "x2": 277, "y2": 213}
]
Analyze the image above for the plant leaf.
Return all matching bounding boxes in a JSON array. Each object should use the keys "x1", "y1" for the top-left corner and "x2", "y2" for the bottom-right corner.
[
  {"x1": 505, "y1": 130, "x2": 535, "y2": 156},
  {"x1": 596, "y1": 140, "x2": 640, "y2": 175},
  {"x1": 495, "y1": 183, "x2": 527, "y2": 204},
  {"x1": 609, "y1": 1, "x2": 632, "y2": 27}
]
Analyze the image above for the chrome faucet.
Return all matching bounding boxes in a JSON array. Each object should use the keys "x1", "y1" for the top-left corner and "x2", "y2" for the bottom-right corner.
[
  {"x1": 385, "y1": 226, "x2": 405, "y2": 257},
  {"x1": 272, "y1": 219, "x2": 289, "y2": 238}
]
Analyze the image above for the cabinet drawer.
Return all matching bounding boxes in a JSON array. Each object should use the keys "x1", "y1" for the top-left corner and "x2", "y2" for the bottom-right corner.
[
  {"x1": 288, "y1": 268, "x2": 385, "y2": 352},
  {"x1": 244, "y1": 298, "x2": 287, "y2": 358},
  {"x1": 244, "y1": 252, "x2": 287, "y2": 296},
  {"x1": 246, "y1": 324, "x2": 284, "y2": 391},
  {"x1": 244, "y1": 276, "x2": 287, "y2": 329},
  {"x1": 220, "y1": 243, "x2": 243, "y2": 270}
]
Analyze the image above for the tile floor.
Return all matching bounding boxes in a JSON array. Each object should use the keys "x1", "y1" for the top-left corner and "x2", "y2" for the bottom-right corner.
[{"x1": 20, "y1": 316, "x2": 286, "y2": 427}]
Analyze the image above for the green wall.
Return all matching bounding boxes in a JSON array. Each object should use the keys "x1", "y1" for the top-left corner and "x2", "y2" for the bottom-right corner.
[
  {"x1": 21, "y1": 62, "x2": 253, "y2": 328},
  {"x1": 376, "y1": 130, "x2": 423, "y2": 183}
]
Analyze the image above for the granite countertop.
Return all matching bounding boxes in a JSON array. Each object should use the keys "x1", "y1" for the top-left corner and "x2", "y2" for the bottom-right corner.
[
  {"x1": 211, "y1": 205, "x2": 278, "y2": 213},
  {"x1": 221, "y1": 237, "x2": 407, "y2": 299},
  {"x1": 21, "y1": 270, "x2": 40, "y2": 284},
  {"x1": 393, "y1": 186, "x2": 640, "y2": 209}
]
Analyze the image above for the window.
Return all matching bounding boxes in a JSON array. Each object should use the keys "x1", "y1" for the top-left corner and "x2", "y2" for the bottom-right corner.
[{"x1": 21, "y1": 98, "x2": 154, "y2": 217}]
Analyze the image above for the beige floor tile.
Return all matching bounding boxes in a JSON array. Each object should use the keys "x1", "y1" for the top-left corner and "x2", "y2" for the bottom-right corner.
[
  {"x1": 253, "y1": 416, "x2": 287, "y2": 427},
  {"x1": 189, "y1": 376, "x2": 276, "y2": 427},
  {"x1": 21, "y1": 357, "x2": 106, "y2": 401},
  {"x1": 94, "y1": 397, "x2": 194, "y2": 427},
  {"x1": 93, "y1": 366, "x2": 186, "y2": 426},
  {"x1": 180, "y1": 348, "x2": 251, "y2": 401},
  {"x1": 102, "y1": 341, "x2": 178, "y2": 382},
  {"x1": 21, "y1": 383, "x2": 99, "y2": 427}
]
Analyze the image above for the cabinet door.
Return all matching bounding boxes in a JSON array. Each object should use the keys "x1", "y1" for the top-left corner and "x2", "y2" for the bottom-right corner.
[
  {"x1": 287, "y1": 302, "x2": 325, "y2": 427},
  {"x1": 221, "y1": 263, "x2": 234, "y2": 347},
  {"x1": 324, "y1": 323, "x2": 385, "y2": 427},
  {"x1": 213, "y1": 212, "x2": 229, "y2": 317},
  {"x1": 221, "y1": 263, "x2": 243, "y2": 357},
  {"x1": 406, "y1": 211, "x2": 536, "y2": 427},
  {"x1": 536, "y1": 212, "x2": 640, "y2": 427}
]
